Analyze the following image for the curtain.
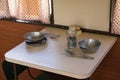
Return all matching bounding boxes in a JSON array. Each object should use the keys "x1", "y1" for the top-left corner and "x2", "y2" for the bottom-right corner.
[
  {"x1": 0, "y1": 0, "x2": 50, "y2": 24},
  {"x1": 0, "y1": 0, "x2": 10, "y2": 18},
  {"x1": 111, "y1": 0, "x2": 120, "y2": 34}
]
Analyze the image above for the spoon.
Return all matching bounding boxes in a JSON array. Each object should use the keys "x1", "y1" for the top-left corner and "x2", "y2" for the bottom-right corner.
[
  {"x1": 64, "y1": 49, "x2": 94, "y2": 60},
  {"x1": 43, "y1": 32, "x2": 60, "y2": 39}
]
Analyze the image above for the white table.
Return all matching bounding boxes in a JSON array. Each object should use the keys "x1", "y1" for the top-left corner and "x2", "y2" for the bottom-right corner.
[{"x1": 5, "y1": 27, "x2": 117, "y2": 80}]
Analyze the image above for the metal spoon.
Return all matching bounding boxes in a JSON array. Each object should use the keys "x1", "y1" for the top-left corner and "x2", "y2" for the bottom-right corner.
[
  {"x1": 43, "y1": 32, "x2": 60, "y2": 39},
  {"x1": 64, "y1": 49, "x2": 94, "y2": 60}
]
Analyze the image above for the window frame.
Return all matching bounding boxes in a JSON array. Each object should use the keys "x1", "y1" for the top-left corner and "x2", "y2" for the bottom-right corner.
[{"x1": 0, "y1": 0, "x2": 54, "y2": 26}]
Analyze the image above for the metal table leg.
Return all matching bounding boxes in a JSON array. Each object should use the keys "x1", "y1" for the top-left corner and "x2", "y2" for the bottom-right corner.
[{"x1": 13, "y1": 64, "x2": 18, "y2": 80}]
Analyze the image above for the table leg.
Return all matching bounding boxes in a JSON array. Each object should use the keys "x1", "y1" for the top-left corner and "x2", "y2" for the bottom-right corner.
[{"x1": 13, "y1": 64, "x2": 18, "y2": 80}]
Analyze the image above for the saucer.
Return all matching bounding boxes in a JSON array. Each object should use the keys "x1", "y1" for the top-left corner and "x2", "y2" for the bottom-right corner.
[{"x1": 25, "y1": 37, "x2": 47, "y2": 46}]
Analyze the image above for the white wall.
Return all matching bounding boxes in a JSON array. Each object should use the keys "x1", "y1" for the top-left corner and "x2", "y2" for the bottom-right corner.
[{"x1": 53, "y1": 0, "x2": 110, "y2": 31}]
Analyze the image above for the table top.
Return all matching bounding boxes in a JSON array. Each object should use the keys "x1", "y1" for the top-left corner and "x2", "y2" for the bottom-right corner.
[{"x1": 5, "y1": 27, "x2": 117, "y2": 79}]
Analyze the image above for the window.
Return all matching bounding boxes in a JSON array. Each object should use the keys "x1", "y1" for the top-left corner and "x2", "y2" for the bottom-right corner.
[
  {"x1": 1, "y1": 0, "x2": 118, "y2": 36},
  {"x1": 0, "y1": 0, "x2": 51, "y2": 24}
]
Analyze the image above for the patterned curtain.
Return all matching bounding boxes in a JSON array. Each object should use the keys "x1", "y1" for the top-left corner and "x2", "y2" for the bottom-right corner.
[
  {"x1": 111, "y1": 0, "x2": 120, "y2": 34},
  {"x1": 0, "y1": 0, "x2": 50, "y2": 24},
  {"x1": 0, "y1": 0, "x2": 10, "y2": 18}
]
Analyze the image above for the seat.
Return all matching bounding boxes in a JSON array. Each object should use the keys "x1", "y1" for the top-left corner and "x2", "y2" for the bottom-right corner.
[{"x1": 2, "y1": 60, "x2": 55, "y2": 80}]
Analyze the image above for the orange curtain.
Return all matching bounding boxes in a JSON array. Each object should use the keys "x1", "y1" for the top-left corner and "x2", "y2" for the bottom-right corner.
[
  {"x1": 1, "y1": 0, "x2": 50, "y2": 24},
  {"x1": 0, "y1": 0, "x2": 10, "y2": 18},
  {"x1": 111, "y1": 0, "x2": 120, "y2": 34}
]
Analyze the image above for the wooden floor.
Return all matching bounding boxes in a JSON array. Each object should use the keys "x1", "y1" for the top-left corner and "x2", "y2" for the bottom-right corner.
[{"x1": 0, "y1": 20, "x2": 120, "y2": 80}]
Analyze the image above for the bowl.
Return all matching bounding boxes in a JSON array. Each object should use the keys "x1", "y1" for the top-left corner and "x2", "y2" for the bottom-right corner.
[
  {"x1": 78, "y1": 39, "x2": 101, "y2": 53},
  {"x1": 24, "y1": 32, "x2": 45, "y2": 42}
]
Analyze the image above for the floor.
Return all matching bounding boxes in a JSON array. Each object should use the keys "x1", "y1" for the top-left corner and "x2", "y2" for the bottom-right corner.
[{"x1": 0, "y1": 20, "x2": 120, "y2": 80}]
